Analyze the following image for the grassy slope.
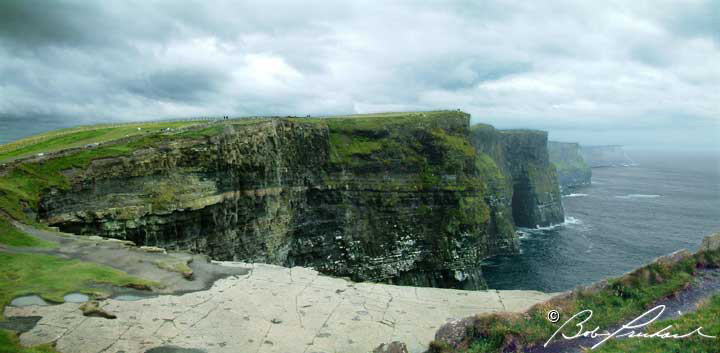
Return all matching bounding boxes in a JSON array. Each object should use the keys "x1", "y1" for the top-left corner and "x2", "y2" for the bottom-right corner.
[
  {"x1": 1, "y1": 113, "x2": 451, "y2": 163},
  {"x1": 0, "y1": 217, "x2": 55, "y2": 248},
  {"x1": 0, "y1": 121, "x2": 222, "y2": 163},
  {"x1": 0, "y1": 252, "x2": 155, "y2": 352},
  {"x1": 428, "y1": 248, "x2": 720, "y2": 353},
  {"x1": 0, "y1": 123, "x2": 237, "y2": 223},
  {"x1": 0, "y1": 252, "x2": 156, "y2": 311},
  {"x1": 0, "y1": 331, "x2": 56, "y2": 353},
  {"x1": 593, "y1": 294, "x2": 720, "y2": 352}
]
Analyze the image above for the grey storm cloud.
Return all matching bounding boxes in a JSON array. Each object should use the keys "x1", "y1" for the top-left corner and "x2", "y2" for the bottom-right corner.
[{"x1": 0, "y1": 0, "x2": 718, "y2": 148}]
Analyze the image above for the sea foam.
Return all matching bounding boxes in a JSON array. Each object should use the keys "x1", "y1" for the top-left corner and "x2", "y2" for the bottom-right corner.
[
  {"x1": 615, "y1": 194, "x2": 661, "y2": 199},
  {"x1": 518, "y1": 216, "x2": 583, "y2": 234}
]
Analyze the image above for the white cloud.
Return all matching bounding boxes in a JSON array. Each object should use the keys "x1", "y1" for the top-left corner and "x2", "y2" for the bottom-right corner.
[{"x1": 0, "y1": 0, "x2": 718, "y2": 148}]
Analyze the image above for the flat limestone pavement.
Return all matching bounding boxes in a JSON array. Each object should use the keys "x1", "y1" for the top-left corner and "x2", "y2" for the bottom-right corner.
[{"x1": 5, "y1": 263, "x2": 557, "y2": 353}]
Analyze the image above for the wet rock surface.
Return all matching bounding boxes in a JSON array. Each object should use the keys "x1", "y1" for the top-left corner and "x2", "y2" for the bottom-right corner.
[{"x1": 5, "y1": 262, "x2": 557, "y2": 353}]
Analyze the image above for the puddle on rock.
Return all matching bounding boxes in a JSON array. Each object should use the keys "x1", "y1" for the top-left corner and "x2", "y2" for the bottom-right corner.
[
  {"x1": 63, "y1": 293, "x2": 90, "y2": 303},
  {"x1": 113, "y1": 294, "x2": 150, "y2": 301},
  {"x1": 0, "y1": 316, "x2": 42, "y2": 333},
  {"x1": 10, "y1": 295, "x2": 50, "y2": 307}
]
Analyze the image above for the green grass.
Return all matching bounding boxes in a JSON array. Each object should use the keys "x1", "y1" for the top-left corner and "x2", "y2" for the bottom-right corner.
[
  {"x1": 593, "y1": 294, "x2": 720, "y2": 352},
  {"x1": 0, "y1": 112, "x2": 470, "y2": 222},
  {"x1": 0, "y1": 217, "x2": 55, "y2": 248},
  {"x1": 0, "y1": 127, "x2": 226, "y2": 223},
  {"x1": 328, "y1": 133, "x2": 384, "y2": 163},
  {"x1": 0, "y1": 252, "x2": 154, "y2": 352},
  {"x1": 0, "y1": 330, "x2": 57, "y2": 353},
  {"x1": 428, "y1": 249, "x2": 720, "y2": 353},
  {"x1": 0, "y1": 121, "x2": 213, "y2": 163},
  {"x1": 431, "y1": 128, "x2": 476, "y2": 157},
  {"x1": 0, "y1": 252, "x2": 156, "y2": 314},
  {"x1": 288, "y1": 110, "x2": 469, "y2": 132},
  {"x1": 0, "y1": 142, "x2": 143, "y2": 222}
]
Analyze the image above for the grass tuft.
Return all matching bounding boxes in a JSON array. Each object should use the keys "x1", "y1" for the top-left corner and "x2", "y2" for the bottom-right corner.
[
  {"x1": 0, "y1": 217, "x2": 55, "y2": 248},
  {"x1": 448, "y1": 249, "x2": 720, "y2": 352},
  {"x1": 0, "y1": 252, "x2": 156, "y2": 316},
  {"x1": 0, "y1": 330, "x2": 57, "y2": 353}
]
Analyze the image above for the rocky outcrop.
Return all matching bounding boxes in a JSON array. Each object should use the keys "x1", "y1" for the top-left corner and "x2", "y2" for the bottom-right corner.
[
  {"x1": 579, "y1": 145, "x2": 635, "y2": 167},
  {"x1": 548, "y1": 141, "x2": 592, "y2": 193},
  {"x1": 470, "y1": 125, "x2": 564, "y2": 228},
  {"x1": 34, "y1": 111, "x2": 564, "y2": 289}
]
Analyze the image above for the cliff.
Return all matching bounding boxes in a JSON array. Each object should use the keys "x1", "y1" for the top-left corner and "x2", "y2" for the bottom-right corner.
[
  {"x1": 470, "y1": 125, "x2": 564, "y2": 228},
  {"x1": 548, "y1": 141, "x2": 592, "y2": 192},
  {"x1": 580, "y1": 145, "x2": 635, "y2": 167},
  {"x1": 0, "y1": 111, "x2": 564, "y2": 289}
]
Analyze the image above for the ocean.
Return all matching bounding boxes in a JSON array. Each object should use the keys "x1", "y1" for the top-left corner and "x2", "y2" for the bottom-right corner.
[{"x1": 482, "y1": 148, "x2": 720, "y2": 292}]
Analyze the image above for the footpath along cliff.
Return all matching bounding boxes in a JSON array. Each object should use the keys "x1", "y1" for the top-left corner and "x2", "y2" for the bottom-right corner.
[{"x1": 1, "y1": 111, "x2": 564, "y2": 289}]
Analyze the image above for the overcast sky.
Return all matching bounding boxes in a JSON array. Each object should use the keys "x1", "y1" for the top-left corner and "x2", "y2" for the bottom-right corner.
[{"x1": 0, "y1": 0, "x2": 718, "y2": 148}]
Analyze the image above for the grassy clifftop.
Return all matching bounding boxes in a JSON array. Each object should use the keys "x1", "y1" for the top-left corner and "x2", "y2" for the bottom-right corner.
[
  {"x1": 0, "y1": 119, "x2": 268, "y2": 223},
  {"x1": 0, "y1": 110, "x2": 474, "y2": 226}
]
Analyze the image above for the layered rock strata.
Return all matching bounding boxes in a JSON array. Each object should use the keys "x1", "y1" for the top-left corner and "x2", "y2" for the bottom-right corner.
[
  {"x1": 469, "y1": 125, "x2": 564, "y2": 227},
  {"x1": 36, "y1": 111, "x2": 564, "y2": 288}
]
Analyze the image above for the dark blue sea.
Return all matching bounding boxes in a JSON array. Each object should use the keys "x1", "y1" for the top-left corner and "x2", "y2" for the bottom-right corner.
[{"x1": 482, "y1": 148, "x2": 720, "y2": 292}]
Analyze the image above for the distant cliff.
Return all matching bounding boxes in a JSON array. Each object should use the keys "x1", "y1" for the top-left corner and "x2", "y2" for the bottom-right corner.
[
  {"x1": 470, "y1": 126, "x2": 565, "y2": 228},
  {"x1": 580, "y1": 145, "x2": 635, "y2": 167},
  {"x1": 1, "y1": 111, "x2": 565, "y2": 289},
  {"x1": 548, "y1": 141, "x2": 592, "y2": 192}
]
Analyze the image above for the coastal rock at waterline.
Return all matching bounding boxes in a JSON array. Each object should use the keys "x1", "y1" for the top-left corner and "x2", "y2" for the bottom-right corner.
[{"x1": 701, "y1": 233, "x2": 720, "y2": 252}]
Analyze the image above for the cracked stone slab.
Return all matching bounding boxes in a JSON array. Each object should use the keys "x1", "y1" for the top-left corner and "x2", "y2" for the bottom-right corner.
[{"x1": 5, "y1": 262, "x2": 559, "y2": 353}]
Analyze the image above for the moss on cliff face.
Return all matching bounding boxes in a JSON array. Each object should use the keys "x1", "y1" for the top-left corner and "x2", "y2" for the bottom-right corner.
[
  {"x1": 469, "y1": 126, "x2": 564, "y2": 228},
  {"x1": 0, "y1": 111, "x2": 565, "y2": 289}
]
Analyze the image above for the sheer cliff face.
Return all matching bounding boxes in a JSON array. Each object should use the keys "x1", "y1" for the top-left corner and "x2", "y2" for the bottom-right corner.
[
  {"x1": 470, "y1": 126, "x2": 565, "y2": 228},
  {"x1": 548, "y1": 141, "x2": 592, "y2": 192},
  {"x1": 36, "y1": 112, "x2": 562, "y2": 289}
]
